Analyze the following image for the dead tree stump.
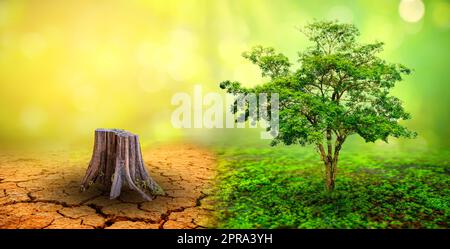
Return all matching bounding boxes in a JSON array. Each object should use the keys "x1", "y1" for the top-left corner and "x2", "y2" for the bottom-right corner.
[{"x1": 80, "y1": 129, "x2": 163, "y2": 201}]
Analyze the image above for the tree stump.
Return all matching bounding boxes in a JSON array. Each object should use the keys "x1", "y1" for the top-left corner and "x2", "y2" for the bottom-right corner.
[{"x1": 80, "y1": 129, "x2": 164, "y2": 201}]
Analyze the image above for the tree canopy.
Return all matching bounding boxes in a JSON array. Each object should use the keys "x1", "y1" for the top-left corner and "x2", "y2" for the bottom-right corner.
[{"x1": 220, "y1": 21, "x2": 416, "y2": 147}]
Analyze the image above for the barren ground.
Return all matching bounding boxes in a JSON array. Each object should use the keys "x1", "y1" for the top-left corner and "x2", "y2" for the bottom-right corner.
[{"x1": 0, "y1": 144, "x2": 217, "y2": 229}]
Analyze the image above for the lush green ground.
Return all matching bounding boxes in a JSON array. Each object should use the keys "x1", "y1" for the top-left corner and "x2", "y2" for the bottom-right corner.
[{"x1": 213, "y1": 146, "x2": 450, "y2": 228}]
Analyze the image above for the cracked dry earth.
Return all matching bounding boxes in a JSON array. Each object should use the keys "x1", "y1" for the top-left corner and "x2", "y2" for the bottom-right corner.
[{"x1": 0, "y1": 144, "x2": 217, "y2": 229}]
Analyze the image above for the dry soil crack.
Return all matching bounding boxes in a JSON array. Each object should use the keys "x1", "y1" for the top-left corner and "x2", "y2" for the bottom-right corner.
[{"x1": 0, "y1": 144, "x2": 217, "y2": 229}]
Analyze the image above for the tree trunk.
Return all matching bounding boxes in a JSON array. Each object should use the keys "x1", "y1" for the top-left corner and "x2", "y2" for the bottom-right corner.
[
  {"x1": 324, "y1": 160, "x2": 337, "y2": 191},
  {"x1": 318, "y1": 135, "x2": 345, "y2": 192},
  {"x1": 80, "y1": 129, "x2": 164, "y2": 201}
]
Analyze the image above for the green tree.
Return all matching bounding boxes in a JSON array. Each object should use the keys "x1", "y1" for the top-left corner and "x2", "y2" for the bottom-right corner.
[{"x1": 220, "y1": 21, "x2": 416, "y2": 191}]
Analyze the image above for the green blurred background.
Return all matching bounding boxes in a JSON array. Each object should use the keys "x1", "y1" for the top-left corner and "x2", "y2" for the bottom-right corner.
[{"x1": 0, "y1": 0, "x2": 448, "y2": 150}]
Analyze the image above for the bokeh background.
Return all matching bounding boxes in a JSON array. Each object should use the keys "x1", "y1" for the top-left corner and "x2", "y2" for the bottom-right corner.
[{"x1": 0, "y1": 0, "x2": 449, "y2": 150}]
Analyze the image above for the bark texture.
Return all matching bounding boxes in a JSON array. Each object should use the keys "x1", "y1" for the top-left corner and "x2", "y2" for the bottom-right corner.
[{"x1": 80, "y1": 129, "x2": 164, "y2": 200}]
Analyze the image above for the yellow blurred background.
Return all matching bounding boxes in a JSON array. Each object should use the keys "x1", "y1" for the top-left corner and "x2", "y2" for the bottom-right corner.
[{"x1": 0, "y1": 0, "x2": 449, "y2": 150}]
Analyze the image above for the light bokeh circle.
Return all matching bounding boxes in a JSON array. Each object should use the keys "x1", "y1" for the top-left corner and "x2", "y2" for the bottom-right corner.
[{"x1": 399, "y1": 0, "x2": 425, "y2": 23}]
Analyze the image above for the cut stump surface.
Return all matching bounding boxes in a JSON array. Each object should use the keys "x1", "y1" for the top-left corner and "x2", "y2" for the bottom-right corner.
[{"x1": 80, "y1": 129, "x2": 163, "y2": 200}]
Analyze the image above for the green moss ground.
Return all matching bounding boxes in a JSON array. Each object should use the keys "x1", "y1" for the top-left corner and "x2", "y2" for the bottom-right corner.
[{"x1": 213, "y1": 146, "x2": 450, "y2": 228}]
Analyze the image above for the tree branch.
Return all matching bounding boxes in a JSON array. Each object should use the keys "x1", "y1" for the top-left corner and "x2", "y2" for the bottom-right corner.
[
  {"x1": 326, "y1": 129, "x2": 333, "y2": 162},
  {"x1": 317, "y1": 143, "x2": 327, "y2": 163}
]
